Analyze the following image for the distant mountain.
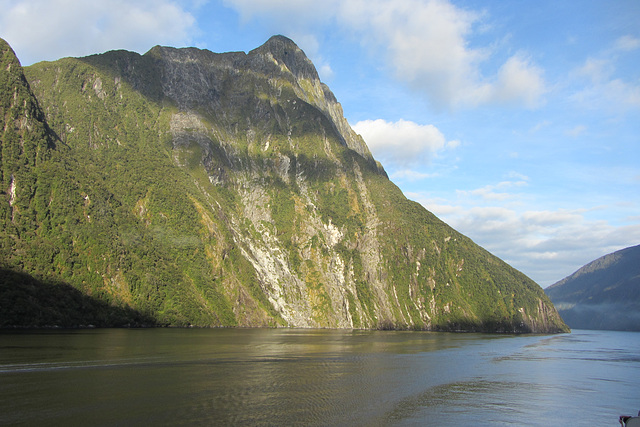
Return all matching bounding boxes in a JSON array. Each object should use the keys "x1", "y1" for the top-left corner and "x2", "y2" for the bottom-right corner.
[
  {"x1": 0, "y1": 36, "x2": 568, "y2": 332},
  {"x1": 546, "y1": 244, "x2": 640, "y2": 331}
]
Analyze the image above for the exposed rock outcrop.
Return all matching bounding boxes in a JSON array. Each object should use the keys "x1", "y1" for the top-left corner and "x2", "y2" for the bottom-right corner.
[{"x1": 0, "y1": 36, "x2": 568, "y2": 332}]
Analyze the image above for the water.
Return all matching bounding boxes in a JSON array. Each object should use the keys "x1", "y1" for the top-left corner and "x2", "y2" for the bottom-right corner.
[{"x1": 0, "y1": 328, "x2": 638, "y2": 426}]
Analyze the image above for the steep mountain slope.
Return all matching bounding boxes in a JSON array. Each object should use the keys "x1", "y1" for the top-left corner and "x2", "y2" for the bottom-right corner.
[
  {"x1": 1, "y1": 36, "x2": 568, "y2": 332},
  {"x1": 546, "y1": 244, "x2": 640, "y2": 331}
]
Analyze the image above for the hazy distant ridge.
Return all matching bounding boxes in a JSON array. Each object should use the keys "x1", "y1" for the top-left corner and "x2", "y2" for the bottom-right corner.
[{"x1": 545, "y1": 244, "x2": 640, "y2": 331}]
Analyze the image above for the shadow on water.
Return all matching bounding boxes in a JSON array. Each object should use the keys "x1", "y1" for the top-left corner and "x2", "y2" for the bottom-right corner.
[{"x1": 0, "y1": 268, "x2": 156, "y2": 328}]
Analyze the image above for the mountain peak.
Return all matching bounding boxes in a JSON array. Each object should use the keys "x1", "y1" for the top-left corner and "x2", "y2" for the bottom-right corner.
[
  {"x1": 1, "y1": 37, "x2": 18, "y2": 64},
  {"x1": 250, "y1": 35, "x2": 319, "y2": 81},
  {"x1": 0, "y1": 38, "x2": 55, "y2": 171},
  {"x1": 263, "y1": 34, "x2": 299, "y2": 49},
  {"x1": 1, "y1": 37, "x2": 26, "y2": 82}
]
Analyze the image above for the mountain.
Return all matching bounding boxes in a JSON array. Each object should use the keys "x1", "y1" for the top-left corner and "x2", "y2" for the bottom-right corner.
[
  {"x1": 0, "y1": 36, "x2": 568, "y2": 332},
  {"x1": 545, "y1": 244, "x2": 640, "y2": 331}
]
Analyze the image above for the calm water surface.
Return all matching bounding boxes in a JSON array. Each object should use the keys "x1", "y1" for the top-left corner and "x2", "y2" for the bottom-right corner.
[{"x1": 1, "y1": 328, "x2": 638, "y2": 426}]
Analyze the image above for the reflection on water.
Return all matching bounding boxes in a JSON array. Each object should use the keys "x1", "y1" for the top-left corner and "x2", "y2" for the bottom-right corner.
[{"x1": 0, "y1": 329, "x2": 638, "y2": 425}]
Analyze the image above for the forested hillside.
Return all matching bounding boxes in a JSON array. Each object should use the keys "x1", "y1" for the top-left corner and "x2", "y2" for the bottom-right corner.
[{"x1": 0, "y1": 36, "x2": 568, "y2": 332}]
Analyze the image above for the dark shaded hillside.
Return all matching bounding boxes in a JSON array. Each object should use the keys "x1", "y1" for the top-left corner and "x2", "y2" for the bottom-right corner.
[
  {"x1": 0, "y1": 268, "x2": 155, "y2": 328},
  {"x1": 546, "y1": 244, "x2": 640, "y2": 331},
  {"x1": 1, "y1": 36, "x2": 568, "y2": 332}
]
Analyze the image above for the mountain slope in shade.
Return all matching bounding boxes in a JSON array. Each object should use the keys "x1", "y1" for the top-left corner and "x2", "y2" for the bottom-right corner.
[
  {"x1": 546, "y1": 244, "x2": 640, "y2": 331},
  {"x1": 1, "y1": 36, "x2": 568, "y2": 332}
]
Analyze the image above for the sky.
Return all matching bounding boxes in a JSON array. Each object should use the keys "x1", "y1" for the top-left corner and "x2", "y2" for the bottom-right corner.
[{"x1": 1, "y1": 0, "x2": 639, "y2": 287}]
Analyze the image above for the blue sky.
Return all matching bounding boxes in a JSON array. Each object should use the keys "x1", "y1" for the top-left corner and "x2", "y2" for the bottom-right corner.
[{"x1": 2, "y1": 0, "x2": 639, "y2": 287}]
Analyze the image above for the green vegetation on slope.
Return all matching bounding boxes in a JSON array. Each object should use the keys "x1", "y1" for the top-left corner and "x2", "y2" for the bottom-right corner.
[{"x1": 0, "y1": 36, "x2": 568, "y2": 332}]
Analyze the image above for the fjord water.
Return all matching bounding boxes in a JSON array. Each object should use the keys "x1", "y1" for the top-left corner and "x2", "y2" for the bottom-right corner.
[{"x1": 1, "y1": 329, "x2": 638, "y2": 426}]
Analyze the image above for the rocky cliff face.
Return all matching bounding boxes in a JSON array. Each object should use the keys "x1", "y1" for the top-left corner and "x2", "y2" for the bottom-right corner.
[{"x1": 0, "y1": 36, "x2": 568, "y2": 332}]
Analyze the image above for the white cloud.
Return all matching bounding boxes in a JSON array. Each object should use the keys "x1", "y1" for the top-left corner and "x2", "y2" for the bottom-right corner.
[
  {"x1": 506, "y1": 171, "x2": 530, "y2": 181},
  {"x1": 529, "y1": 120, "x2": 551, "y2": 133},
  {"x1": 491, "y1": 54, "x2": 546, "y2": 108},
  {"x1": 336, "y1": 0, "x2": 548, "y2": 109},
  {"x1": 0, "y1": 0, "x2": 197, "y2": 65},
  {"x1": 446, "y1": 139, "x2": 461, "y2": 149},
  {"x1": 318, "y1": 64, "x2": 335, "y2": 81},
  {"x1": 412, "y1": 190, "x2": 640, "y2": 287},
  {"x1": 614, "y1": 35, "x2": 640, "y2": 52},
  {"x1": 571, "y1": 76, "x2": 640, "y2": 113},
  {"x1": 566, "y1": 125, "x2": 587, "y2": 137},
  {"x1": 223, "y1": 0, "x2": 547, "y2": 110},
  {"x1": 343, "y1": 0, "x2": 547, "y2": 109},
  {"x1": 390, "y1": 170, "x2": 439, "y2": 181},
  {"x1": 570, "y1": 39, "x2": 640, "y2": 113},
  {"x1": 225, "y1": 0, "x2": 334, "y2": 26},
  {"x1": 337, "y1": 0, "x2": 487, "y2": 109},
  {"x1": 602, "y1": 79, "x2": 640, "y2": 109},
  {"x1": 520, "y1": 209, "x2": 586, "y2": 227},
  {"x1": 456, "y1": 180, "x2": 528, "y2": 202},
  {"x1": 574, "y1": 57, "x2": 614, "y2": 83},
  {"x1": 352, "y1": 118, "x2": 458, "y2": 168}
]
